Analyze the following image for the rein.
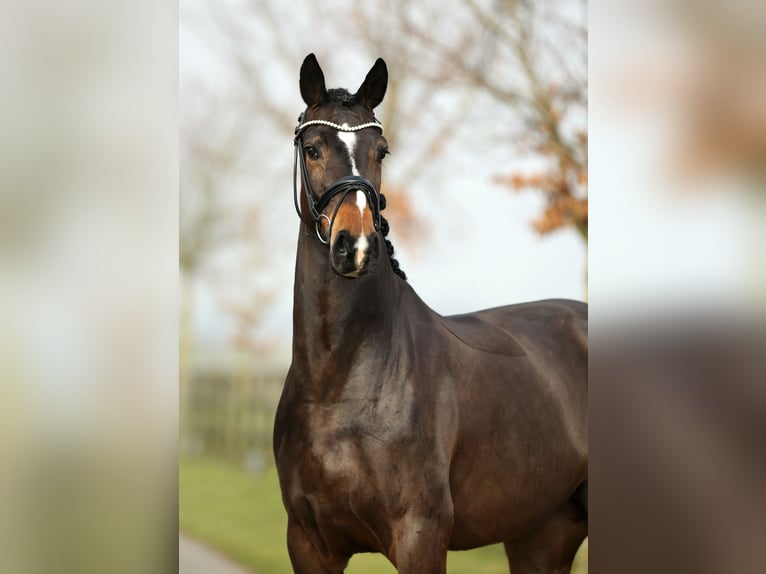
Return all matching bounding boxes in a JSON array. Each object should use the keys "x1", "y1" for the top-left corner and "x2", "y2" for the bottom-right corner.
[{"x1": 293, "y1": 114, "x2": 383, "y2": 244}]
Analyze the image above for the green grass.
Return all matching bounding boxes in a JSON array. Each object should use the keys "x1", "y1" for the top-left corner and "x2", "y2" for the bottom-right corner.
[{"x1": 180, "y1": 456, "x2": 586, "y2": 573}]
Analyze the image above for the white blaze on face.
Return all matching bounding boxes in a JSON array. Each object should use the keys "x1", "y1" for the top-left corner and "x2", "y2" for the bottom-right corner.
[
  {"x1": 337, "y1": 125, "x2": 360, "y2": 176},
  {"x1": 337, "y1": 125, "x2": 371, "y2": 269},
  {"x1": 354, "y1": 190, "x2": 369, "y2": 267}
]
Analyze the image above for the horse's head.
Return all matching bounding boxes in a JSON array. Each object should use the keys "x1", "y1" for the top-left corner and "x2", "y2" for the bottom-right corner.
[{"x1": 294, "y1": 54, "x2": 390, "y2": 278}]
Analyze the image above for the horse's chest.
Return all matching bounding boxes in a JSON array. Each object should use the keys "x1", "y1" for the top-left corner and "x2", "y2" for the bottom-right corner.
[
  {"x1": 282, "y1": 415, "x2": 392, "y2": 522},
  {"x1": 307, "y1": 430, "x2": 365, "y2": 485}
]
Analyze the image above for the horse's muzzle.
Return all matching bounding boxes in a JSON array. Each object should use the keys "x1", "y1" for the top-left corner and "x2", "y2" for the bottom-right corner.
[{"x1": 330, "y1": 230, "x2": 378, "y2": 277}]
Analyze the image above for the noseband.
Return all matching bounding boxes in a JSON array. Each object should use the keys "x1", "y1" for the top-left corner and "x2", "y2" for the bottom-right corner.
[{"x1": 293, "y1": 114, "x2": 383, "y2": 244}]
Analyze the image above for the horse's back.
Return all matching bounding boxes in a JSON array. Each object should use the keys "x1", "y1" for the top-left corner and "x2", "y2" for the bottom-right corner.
[
  {"x1": 467, "y1": 298, "x2": 586, "y2": 339},
  {"x1": 442, "y1": 298, "x2": 586, "y2": 367}
]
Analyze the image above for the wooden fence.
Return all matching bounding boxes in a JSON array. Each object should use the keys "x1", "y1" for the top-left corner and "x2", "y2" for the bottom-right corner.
[{"x1": 181, "y1": 353, "x2": 287, "y2": 472}]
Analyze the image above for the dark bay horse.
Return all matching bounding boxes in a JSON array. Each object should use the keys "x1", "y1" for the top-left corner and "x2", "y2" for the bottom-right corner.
[{"x1": 274, "y1": 54, "x2": 588, "y2": 574}]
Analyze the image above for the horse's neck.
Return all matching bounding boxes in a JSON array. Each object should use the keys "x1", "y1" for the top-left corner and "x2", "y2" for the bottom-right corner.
[{"x1": 291, "y1": 230, "x2": 400, "y2": 390}]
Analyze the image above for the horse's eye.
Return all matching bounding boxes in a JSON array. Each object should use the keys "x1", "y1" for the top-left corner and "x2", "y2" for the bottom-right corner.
[
  {"x1": 376, "y1": 148, "x2": 390, "y2": 162},
  {"x1": 304, "y1": 146, "x2": 320, "y2": 161}
]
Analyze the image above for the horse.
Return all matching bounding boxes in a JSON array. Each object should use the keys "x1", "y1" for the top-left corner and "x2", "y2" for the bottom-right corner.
[{"x1": 274, "y1": 53, "x2": 588, "y2": 574}]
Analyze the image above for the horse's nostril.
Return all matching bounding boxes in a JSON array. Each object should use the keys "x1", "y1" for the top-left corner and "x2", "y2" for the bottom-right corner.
[{"x1": 334, "y1": 231, "x2": 352, "y2": 258}]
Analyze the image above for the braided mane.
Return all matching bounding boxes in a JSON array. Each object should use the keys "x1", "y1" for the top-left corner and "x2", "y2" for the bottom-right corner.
[{"x1": 377, "y1": 194, "x2": 406, "y2": 281}]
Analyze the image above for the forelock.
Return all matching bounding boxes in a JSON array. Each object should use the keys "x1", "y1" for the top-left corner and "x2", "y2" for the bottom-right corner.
[{"x1": 326, "y1": 88, "x2": 357, "y2": 107}]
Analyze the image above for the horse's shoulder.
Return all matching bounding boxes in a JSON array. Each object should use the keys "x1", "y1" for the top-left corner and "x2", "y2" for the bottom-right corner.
[{"x1": 439, "y1": 313, "x2": 527, "y2": 356}]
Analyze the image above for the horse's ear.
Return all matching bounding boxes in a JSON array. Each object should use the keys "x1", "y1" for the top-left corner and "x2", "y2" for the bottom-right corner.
[
  {"x1": 300, "y1": 53, "x2": 328, "y2": 107},
  {"x1": 355, "y1": 58, "x2": 387, "y2": 110}
]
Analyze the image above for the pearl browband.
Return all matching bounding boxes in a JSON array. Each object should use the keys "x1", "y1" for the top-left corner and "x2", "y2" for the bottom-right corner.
[{"x1": 295, "y1": 119, "x2": 383, "y2": 136}]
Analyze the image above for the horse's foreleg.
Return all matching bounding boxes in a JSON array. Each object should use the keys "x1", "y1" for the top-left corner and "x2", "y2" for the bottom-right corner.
[
  {"x1": 389, "y1": 508, "x2": 453, "y2": 574},
  {"x1": 287, "y1": 520, "x2": 349, "y2": 574},
  {"x1": 503, "y1": 498, "x2": 587, "y2": 574}
]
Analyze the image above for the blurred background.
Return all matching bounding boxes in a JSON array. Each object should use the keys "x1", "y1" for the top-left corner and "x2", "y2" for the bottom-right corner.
[
  {"x1": 179, "y1": 0, "x2": 587, "y2": 572},
  {"x1": 2, "y1": 0, "x2": 763, "y2": 571}
]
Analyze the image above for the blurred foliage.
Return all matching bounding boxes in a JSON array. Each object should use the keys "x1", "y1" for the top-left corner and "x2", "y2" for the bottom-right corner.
[{"x1": 350, "y1": 0, "x2": 587, "y2": 241}]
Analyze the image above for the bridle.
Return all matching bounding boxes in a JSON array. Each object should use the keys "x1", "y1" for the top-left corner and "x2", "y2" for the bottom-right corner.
[{"x1": 293, "y1": 113, "x2": 383, "y2": 244}]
